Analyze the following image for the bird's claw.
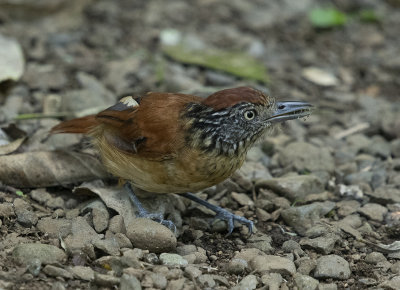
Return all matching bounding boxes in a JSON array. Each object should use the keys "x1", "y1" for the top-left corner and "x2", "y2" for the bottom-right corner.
[
  {"x1": 136, "y1": 211, "x2": 177, "y2": 234},
  {"x1": 212, "y1": 208, "x2": 254, "y2": 236}
]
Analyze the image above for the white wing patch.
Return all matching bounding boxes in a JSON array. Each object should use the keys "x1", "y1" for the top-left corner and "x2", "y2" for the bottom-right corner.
[{"x1": 119, "y1": 96, "x2": 139, "y2": 108}]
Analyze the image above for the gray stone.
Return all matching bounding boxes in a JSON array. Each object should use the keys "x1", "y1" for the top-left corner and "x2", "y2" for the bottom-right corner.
[
  {"x1": 63, "y1": 72, "x2": 115, "y2": 113},
  {"x1": 176, "y1": 244, "x2": 197, "y2": 256},
  {"x1": 368, "y1": 186, "x2": 400, "y2": 204},
  {"x1": 281, "y1": 201, "x2": 336, "y2": 235},
  {"x1": 93, "y1": 238, "x2": 120, "y2": 256},
  {"x1": 279, "y1": 142, "x2": 334, "y2": 172},
  {"x1": 167, "y1": 278, "x2": 186, "y2": 290},
  {"x1": 247, "y1": 234, "x2": 274, "y2": 254},
  {"x1": 23, "y1": 63, "x2": 67, "y2": 90},
  {"x1": 114, "y1": 233, "x2": 133, "y2": 249},
  {"x1": 318, "y1": 283, "x2": 338, "y2": 290},
  {"x1": 344, "y1": 171, "x2": 373, "y2": 185},
  {"x1": 379, "y1": 276, "x2": 400, "y2": 290},
  {"x1": 0, "y1": 202, "x2": 15, "y2": 217},
  {"x1": 256, "y1": 175, "x2": 324, "y2": 201},
  {"x1": 43, "y1": 265, "x2": 73, "y2": 279},
  {"x1": 197, "y1": 274, "x2": 215, "y2": 288},
  {"x1": 159, "y1": 253, "x2": 188, "y2": 266},
  {"x1": 365, "y1": 136, "x2": 391, "y2": 158},
  {"x1": 13, "y1": 243, "x2": 67, "y2": 265},
  {"x1": 358, "y1": 203, "x2": 388, "y2": 222},
  {"x1": 234, "y1": 248, "x2": 265, "y2": 263},
  {"x1": 151, "y1": 273, "x2": 167, "y2": 289},
  {"x1": 314, "y1": 255, "x2": 351, "y2": 280},
  {"x1": 282, "y1": 240, "x2": 304, "y2": 255},
  {"x1": 69, "y1": 266, "x2": 95, "y2": 281},
  {"x1": 365, "y1": 252, "x2": 387, "y2": 264},
  {"x1": 294, "y1": 273, "x2": 319, "y2": 290},
  {"x1": 232, "y1": 274, "x2": 258, "y2": 290},
  {"x1": 14, "y1": 198, "x2": 38, "y2": 227},
  {"x1": 300, "y1": 234, "x2": 340, "y2": 254},
  {"x1": 64, "y1": 217, "x2": 102, "y2": 251},
  {"x1": 126, "y1": 218, "x2": 177, "y2": 253},
  {"x1": 46, "y1": 197, "x2": 65, "y2": 209},
  {"x1": 226, "y1": 258, "x2": 249, "y2": 275},
  {"x1": 94, "y1": 273, "x2": 120, "y2": 287},
  {"x1": 109, "y1": 215, "x2": 126, "y2": 234},
  {"x1": 391, "y1": 139, "x2": 400, "y2": 158},
  {"x1": 120, "y1": 274, "x2": 142, "y2": 290},
  {"x1": 30, "y1": 188, "x2": 51, "y2": 204},
  {"x1": 337, "y1": 200, "x2": 361, "y2": 217},
  {"x1": 250, "y1": 255, "x2": 296, "y2": 275},
  {"x1": 185, "y1": 265, "x2": 202, "y2": 279},
  {"x1": 83, "y1": 199, "x2": 109, "y2": 233},
  {"x1": 231, "y1": 192, "x2": 254, "y2": 207},
  {"x1": 296, "y1": 258, "x2": 317, "y2": 275},
  {"x1": 37, "y1": 217, "x2": 72, "y2": 238},
  {"x1": 261, "y1": 273, "x2": 283, "y2": 288}
]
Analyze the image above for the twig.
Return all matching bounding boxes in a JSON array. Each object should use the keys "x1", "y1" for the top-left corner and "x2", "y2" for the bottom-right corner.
[
  {"x1": 14, "y1": 112, "x2": 71, "y2": 120},
  {"x1": 334, "y1": 122, "x2": 370, "y2": 139}
]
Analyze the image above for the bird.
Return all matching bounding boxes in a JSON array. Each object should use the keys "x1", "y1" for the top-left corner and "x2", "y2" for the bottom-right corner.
[{"x1": 51, "y1": 86, "x2": 313, "y2": 235}]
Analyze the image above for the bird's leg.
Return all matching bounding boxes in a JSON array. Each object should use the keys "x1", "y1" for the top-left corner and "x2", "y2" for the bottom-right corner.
[
  {"x1": 181, "y1": 192, "x2": 254, "y2": 236},
  {"x1": 124, "y1": 183, "x2": 176, "y2": 233}
]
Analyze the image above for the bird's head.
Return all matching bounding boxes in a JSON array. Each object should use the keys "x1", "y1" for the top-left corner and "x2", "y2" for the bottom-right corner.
[{"x1": 183, "y1": 87, "x2": 313, "y2": 156}]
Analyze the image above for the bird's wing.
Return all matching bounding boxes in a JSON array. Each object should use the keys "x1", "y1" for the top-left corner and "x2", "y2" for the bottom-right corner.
[{"x1": 96, "y1": 92, "x2": 202, "y2": 160}]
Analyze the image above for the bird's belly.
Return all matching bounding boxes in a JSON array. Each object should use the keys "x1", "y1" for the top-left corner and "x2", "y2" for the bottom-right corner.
[{"x1": 100, "y1": 144, "x2": 245, "y2": 193}]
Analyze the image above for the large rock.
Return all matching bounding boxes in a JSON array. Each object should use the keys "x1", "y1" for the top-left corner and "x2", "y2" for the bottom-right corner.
[
  {"x1": 279, "y1": 142, "x2": 334, "y2": 173},
  {"x1": 13, "y1": 243, "x2": 67, "y2": 265},
  {"x1": 314, "y1": 255, "x2": 351, "y2": 280},
  {"x1": 250, "y1": 255, "x2": 296, "y2": 276},
  {"x1": 126, "y1": 218, "x2": 176, "y2": 253},
  {"x1": 256, "y1": 175, "x2": 323, "y2": 201},
  {"x1": 281, "y1": 202, "x2": 336, "y2": 235}
]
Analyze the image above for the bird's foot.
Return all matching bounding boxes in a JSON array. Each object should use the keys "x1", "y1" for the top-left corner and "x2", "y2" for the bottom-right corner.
[
  {"x1": 181, "y1": 192, "x2": 254, "y2": 236},
  {"x1": 124, "y1": 183, "x2": 176, "y2": 233},
  {"x1": 211, "y1": 208, "x2": 254, "y2": 236}
]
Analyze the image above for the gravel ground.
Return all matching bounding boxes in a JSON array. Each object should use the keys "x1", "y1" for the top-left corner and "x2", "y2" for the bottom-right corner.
[{"x1": 0, "y1": 0, "x2": 400, "y2": 289}]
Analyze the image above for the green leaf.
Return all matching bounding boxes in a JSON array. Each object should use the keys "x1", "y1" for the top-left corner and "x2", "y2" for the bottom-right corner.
[
  {"x1": 15, "y1": 190, "x2": 24, "y2": 197},
  {"x1": 163, "y1": 45, "x2": 268, "y2": 84},
  {"x1": 358, "y1": 9, "x2": 381, "y2": 23},
  {"x1": 309, "y1": 8, "x2": 347, "y2": 28}
]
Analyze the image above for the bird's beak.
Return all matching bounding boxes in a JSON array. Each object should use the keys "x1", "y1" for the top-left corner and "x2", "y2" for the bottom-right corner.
[{"x1": 267, "y1": 101, "x2": 314, "y2": 123}]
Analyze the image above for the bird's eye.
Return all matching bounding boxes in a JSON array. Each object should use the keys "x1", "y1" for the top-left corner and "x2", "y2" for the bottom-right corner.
[{"x1": 244, "y1": 110, "x2": 256, "y2": 120}]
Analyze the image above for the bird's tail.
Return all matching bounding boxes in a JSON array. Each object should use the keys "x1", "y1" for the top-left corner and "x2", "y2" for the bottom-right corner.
[{"x1": 50, "y1": 115, "x2": 98, "y2": 135}]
